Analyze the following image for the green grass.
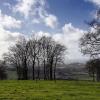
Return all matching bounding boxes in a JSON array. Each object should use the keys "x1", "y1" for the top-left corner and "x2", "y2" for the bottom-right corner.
[{"x1": 0, "y1": 80, "x2": 100, "y2": 100}]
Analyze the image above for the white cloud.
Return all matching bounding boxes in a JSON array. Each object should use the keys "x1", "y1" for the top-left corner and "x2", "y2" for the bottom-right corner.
[
  {"x1": 13, "y1": 0, "x2": 37, "y2": 18},
  {"x1": 62, "y1": 23, "x2": 84, "y2": 40},
  {"x1": 0, "y1": 26, "x2": 23, "y2": 59},
  {"x1": 13, "y1": 0, "x2": 58, "y2": 28},
  {"x1": 0, "y1": 9, "x2": 23, "y2": 58},
  {"x1": 44, "y1": 14, "x2": 58, "y2": 29},
  {"x1": 13, "y1": 0, "x2": 45, "y2": 18},
  {"x1": 0, "y1": 9, "x2": 23, "y2": 59},
  {"x1": 0, "y1": 10, "x2": 22, "y2": 29},
  {"x1": 86, "y1": 0, "x2": 100, "y2": 6},
  {"x1": 54, "y1": 23, "x2": 87, "y2": 62},
  {"x1": 32, "y1": 23, "x2": 88, "y2": 63}
]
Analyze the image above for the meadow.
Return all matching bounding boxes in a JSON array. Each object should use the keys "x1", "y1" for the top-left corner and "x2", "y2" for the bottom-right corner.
[{"x1": 0, "y1": 80, "x2": 100, "y2": 100}]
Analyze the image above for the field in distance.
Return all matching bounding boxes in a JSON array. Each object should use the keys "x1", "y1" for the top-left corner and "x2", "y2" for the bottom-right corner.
[{"x1": 0, "y1": 80, "x2": 100, "y2": 100}]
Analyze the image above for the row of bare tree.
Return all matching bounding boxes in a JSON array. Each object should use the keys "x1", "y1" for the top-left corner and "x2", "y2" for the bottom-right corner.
[{"x1": 3, "y1": 36, "x2": 66, "y2": 80}]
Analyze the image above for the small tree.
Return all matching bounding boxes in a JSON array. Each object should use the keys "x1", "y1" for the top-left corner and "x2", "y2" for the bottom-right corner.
[
  {"x1": 4, "y1": 36, "x2": 29, "y2": 80},
  {"x1": 27, "y1": 36, "x2": 40, "y2": 80},
  {"x1": 0, "y1": 61, "x2": 7, "y2": 80},
  {"x1": 39, "y1": 36, "x2": 67, "y2": 80}
]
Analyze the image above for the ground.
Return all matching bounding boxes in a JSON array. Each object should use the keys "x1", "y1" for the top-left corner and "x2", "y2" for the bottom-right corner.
[{"x1": 0, "y1": 80, "x2": 100, "y2": 100}]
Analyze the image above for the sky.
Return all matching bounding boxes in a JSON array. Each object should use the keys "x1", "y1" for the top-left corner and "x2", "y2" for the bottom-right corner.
[{"x1": 0, "y1": 0, "x2": 99, "y2": 63}]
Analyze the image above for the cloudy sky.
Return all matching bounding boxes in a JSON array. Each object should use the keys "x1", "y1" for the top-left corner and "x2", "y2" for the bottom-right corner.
[{"x1": 0, "y1": 0, "x2": 99, "y2": 63}]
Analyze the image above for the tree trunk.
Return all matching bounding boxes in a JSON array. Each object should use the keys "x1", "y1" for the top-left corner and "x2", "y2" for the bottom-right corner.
[
  {"x1": 50, "y1": 59, "x2": 53, "y2": 80},
  {"x1": 32, "y1": 60, "x2": 35, "y2": 80},
  {"x1": 50, "y1": 65, "x2": 53, "y2": 80},
  {"x1": 54, "y1": 61, "x2": 57, "y2": 81},
  {"x1": 37, "y1": 59, "x2": 40, "y2": 80},
  {"x1": 16, "y1": 66, "x2": 20, "y2": 80},
  {"x1": 96, "y1": 67, "x2": 100, "y2": 82},
  {"x1": 43, "y1": 60, "x2": 46, "y2": 80},
  {"x1": 50, "y1": 58, "x2": 53, "y2": 80},
  {"x1": 23, "y1": 59, "x2": 28, "y2": 80},
  {"x1": 16, "y1": 65, "x2": 22, "y2": 80},
  {"x1": 92, "y1": 71, "x2": 95, "y2": 82}
]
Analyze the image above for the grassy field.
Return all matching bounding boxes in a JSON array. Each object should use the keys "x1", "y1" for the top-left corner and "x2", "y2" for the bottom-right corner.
[{"x1": 0, "y1": 80, "x2": 100, "y2": 100}]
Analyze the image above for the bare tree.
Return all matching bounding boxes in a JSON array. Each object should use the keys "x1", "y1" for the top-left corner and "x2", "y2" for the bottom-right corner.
[
  {"x1": 18, "y1": 38, "x2": 29, "y2": 80},
  {"x1": 53, "y1": 43, "x2": 66, "y2": 80},
  {"x1": 39, "y1": 36, "x2": 67, "y2": 80},
  {"x1": 4, "y1": 36, "x2": 29, "y2": 80},
  {"x1": 39, "y1": 36, "x2": 52, "y2": 80},
  {"x1": 0, "y1": 61, "x2": 7, "y2": 80},
  {"x1": 3, "y1": 47, "x2": 22, "y2": 80},
  {"x1": 80, "y1": 9, "x2": 100, "y2": 81},
  {"x1": 27, "y1": 36, "x2": 41, "y2": 80}
]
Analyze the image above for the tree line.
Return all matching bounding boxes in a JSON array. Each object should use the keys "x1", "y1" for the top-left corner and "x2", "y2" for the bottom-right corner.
[{"x1": 2, "y1": 36, "x2": 66, "y2": 80}]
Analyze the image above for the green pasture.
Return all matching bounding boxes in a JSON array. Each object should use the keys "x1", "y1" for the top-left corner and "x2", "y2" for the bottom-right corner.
[{"x1": 0, "y1": 80, "x2": 99, "y2": 100}]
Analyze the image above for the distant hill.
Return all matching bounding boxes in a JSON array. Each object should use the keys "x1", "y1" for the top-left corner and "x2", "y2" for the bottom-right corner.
[{"x1": 56, "y1": 63, "x2": 90, "y2": 80}]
